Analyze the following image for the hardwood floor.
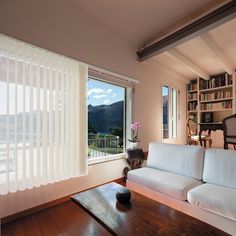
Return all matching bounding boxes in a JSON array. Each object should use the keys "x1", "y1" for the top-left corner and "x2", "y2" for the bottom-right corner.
[{"x1": 2, "y1": 200, "x2": 111, "y2": 236}]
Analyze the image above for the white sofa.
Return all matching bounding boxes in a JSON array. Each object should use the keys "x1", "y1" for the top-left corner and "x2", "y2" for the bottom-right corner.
[{"x1": 127, "y1": 142, "x2": 236, "y2": 235}]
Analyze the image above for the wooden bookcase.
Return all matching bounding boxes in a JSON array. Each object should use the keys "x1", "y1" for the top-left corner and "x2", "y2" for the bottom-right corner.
[
  {"x1": 187, "y1": 79, "x2": 199, "y2": 123},
  {"x1": 186, "y1": 72, "x2": 236, "y2": 124}
]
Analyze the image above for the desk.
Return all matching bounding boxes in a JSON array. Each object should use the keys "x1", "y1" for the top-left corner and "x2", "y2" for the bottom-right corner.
[{"x1": 198, "y1": 122, "x2": 223, "y2": 146}]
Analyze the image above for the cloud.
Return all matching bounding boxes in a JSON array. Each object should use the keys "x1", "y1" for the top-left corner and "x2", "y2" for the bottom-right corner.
[
  {"x1": 103, "y1": 99, "x2": 110, "y2": 104},
  {"x1": 88, "y1": 88, "x2": 104, "y2": 96},
  {"x1": 88, "y1": 88, "x2": 114, "y2": 100},
  {"x1": 106, "y1": 89, "x2": 113, "y2": 94},
  {"x1": 93, "y1": 94, "x2": 107, "y2": 99}
]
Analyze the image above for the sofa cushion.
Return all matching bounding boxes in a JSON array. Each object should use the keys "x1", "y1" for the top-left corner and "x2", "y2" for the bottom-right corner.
[
  {"x1": 203, "y1": 149, "x2": 236, "y2": 189},
  {"x1": 128, "y1": 167, "x2": 203, "y2": 201},
  {"x1": 147, "y1": 142, "x2": 205, "y2": 180},
  {"x1": 187, "y1": 183, "x2": 236, "y2": 221}
]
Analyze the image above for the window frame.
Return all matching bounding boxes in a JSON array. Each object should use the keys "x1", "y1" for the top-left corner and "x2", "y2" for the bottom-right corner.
[
  {"x1": 87, "y1": 75, "x2": 132, "y2": 165},
  {"x1": 161, "y1": 84, "x2": 179, "y2": 141}
]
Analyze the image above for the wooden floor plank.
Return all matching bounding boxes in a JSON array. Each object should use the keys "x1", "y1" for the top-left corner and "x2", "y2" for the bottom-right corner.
[{"x1": 2, "y1": 201, "x2": 111, "y2": 236}]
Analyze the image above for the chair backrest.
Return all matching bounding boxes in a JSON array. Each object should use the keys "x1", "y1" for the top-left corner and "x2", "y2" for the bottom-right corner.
[
  {"x1": 222, "y1": 113, "x2": 236, "y2": 145},
  {"x1": 187, "y1": 119, "x2": 197, "y2": 136}
]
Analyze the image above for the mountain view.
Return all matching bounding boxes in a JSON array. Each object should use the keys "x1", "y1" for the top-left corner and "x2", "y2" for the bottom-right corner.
[
  {"x1": 88, "y1": 100, "x2": 124, "y2": 134},
  {"x1": 0, "y1": 100, "x2": 124, "y2": 144}
]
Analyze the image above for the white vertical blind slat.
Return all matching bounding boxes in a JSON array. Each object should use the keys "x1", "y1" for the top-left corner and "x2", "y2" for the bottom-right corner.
[
  {"x1": 14, "y1": 59, "x2": 18, "y2": 187},
  {"x1": 65, "y1": 73, "x2": 71, "y2": 178},
  {"x1": 60, "y1": 72, "x2": 65, "y2": 179},
  {"x1": 70, "y1": 71, "x2": 76, "y2": 176},
  {"x1": 0, "y1": 34, "x2": 88, "y2": 195},
  {"x1": 29, "y1": 63, "x2": 34, "y2": 185},
  {"x1": 55, "y1": 70, "x2": 60, "y2": 178},
  {"x1": 75, "y1": 66, "x2": 80, "y2": 175},
  {"x1": 36, "y1": 65, "x2": 41, "y2": 185},
  {"x1": 42, "y1": 66, "x2": 48, "y2": 183},
  {"x1": 22, "y1": 60, "x2": 26, "y2": 186},
  {"x1": 6, "y1": 57, "x2": 10, "y2": 190},
  {"x1": 78, "y1": 65, "x2": 88, "y2": 175},
  {"x1": 49, "y1": 68, "x2": 54, "y2": 181}
]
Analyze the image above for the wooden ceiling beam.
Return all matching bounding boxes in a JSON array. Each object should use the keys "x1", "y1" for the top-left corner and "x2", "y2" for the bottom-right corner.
[
  {"x1": 137, "y1": 1, "x2": 236, "y2": 61},
  {"x1": 165, "y1": 49, "x2": 208, "y2": 79},
  {"x1": 199, "y1": 33, "x2": 233, "y2": 74}
]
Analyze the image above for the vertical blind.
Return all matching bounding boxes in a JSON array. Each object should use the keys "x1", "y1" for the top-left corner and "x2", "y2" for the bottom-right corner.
[{"x1": 0, "y1": 35, "x2": 88, "y2": 194}]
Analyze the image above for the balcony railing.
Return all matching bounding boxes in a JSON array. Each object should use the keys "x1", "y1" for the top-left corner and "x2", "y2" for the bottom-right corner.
[
  {"x1": 0, "y1": 135, "x2": 124, "y2": 173},
  {"x1": 163, "y1": 125, "x2": 169, "y2": 139},
  {"x1": 88, "y1": 136, "x2": 123, "y2": 159}
]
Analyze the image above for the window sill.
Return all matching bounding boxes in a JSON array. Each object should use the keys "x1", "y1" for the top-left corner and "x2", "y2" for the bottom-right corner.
[{"x1": 88, "y1": 153, "x2": 126, "y2": 166}]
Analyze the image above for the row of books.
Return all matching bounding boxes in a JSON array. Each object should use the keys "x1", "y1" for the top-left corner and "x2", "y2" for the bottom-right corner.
[
  {"x1": 199, "y1": 73, "x2": 232, "y2": 90},
  {"x1": 187, "y1": 80, "x2": 197, "y2": 91},
  {"x1": 188, "y1": 101, "x2": 197, "y2": 111},
  {"x1": 200, "y1": 101, "x2": 232, "y2": 111},
  {"x1": 188, "y1": 92, "x2": 197, "y2": 100},
  {"x1": 200, "y1": 91, "x2": 232, "y2": 101}
]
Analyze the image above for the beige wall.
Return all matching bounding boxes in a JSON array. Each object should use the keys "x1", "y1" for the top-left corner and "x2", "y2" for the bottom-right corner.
[{"x1": 0, "y1": 0, "x2": 186, "y2": 218}]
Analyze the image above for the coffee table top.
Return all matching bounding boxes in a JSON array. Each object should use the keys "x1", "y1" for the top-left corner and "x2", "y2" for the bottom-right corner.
[{"x1": 71, "y1": 182, "x2": 228, "y2": 236}]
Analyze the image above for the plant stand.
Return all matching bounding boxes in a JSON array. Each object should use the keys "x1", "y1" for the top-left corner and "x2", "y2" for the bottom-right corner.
[{"x1": 123, "y1": 148, "x2": 145, "y2": 180}]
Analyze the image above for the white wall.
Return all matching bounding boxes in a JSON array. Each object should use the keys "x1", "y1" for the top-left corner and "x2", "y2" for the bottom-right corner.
[{"x1": 0, "y1": 0, "x2": 186, "y2": 218}]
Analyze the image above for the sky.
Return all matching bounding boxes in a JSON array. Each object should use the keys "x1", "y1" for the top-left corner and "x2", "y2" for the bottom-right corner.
[
  {"x1": 88, "y1": 78, "x2": 125, "y2": 106},
  {"x1": 0, "y1": 78, "x2": 125, "y2": 115}
]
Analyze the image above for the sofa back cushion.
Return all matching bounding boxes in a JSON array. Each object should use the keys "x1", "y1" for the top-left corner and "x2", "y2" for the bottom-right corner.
[
  {"x1": 147, "y1": 142, "x2": 205, "y2": 180},
  {"x1": 203, "y1": 149, "x2": 236, "y2": 189}
]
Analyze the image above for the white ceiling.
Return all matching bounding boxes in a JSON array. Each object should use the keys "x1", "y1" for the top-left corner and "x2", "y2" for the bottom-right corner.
[
  {"x1": 75, "y1": 0, "x2": 228, "y2": 49},
  {"x1": 148, "y1": 18, "x2": 236, "y2": 80},
  {"x1": 75, "y1": 0, "x2": 234, "y2": 81}
]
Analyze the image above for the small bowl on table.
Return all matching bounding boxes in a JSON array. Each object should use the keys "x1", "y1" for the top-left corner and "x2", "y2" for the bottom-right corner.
[{"x1": 116, "y1": 188, "x2": 131, "y2": 204}]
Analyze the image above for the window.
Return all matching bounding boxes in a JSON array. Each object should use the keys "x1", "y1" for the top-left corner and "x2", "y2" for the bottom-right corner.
[
  {"x1": 0, "y1": 34, "x2": 88, "y2": 194},
  {"x1": 87, "y1": 78, "x2": 128, "y2": 162},
  {"x1": 162, "y1": 85, "x2": 178, "y2": 139}
]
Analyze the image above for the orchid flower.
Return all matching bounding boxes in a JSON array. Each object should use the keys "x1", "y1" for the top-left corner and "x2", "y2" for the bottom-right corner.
[{"x1": 128, "y1": 122, "x2": 142, "y2": 143}]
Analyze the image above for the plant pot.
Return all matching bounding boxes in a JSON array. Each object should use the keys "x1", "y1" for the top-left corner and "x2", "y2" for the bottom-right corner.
[{"x1": 129, "y1": 142, "x2": 138, "y2": 149}]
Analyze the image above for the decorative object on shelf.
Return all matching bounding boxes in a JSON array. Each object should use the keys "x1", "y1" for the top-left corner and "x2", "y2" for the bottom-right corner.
[
  {"x1": 128, "y1": 122, "x2": 142, "y2": 149},
  {"x1": 123, "y1": 148, "x2": 145, "y2": 180},
  {"x1": 116, "y1": 188, "x2": 131, "y2": 203}
]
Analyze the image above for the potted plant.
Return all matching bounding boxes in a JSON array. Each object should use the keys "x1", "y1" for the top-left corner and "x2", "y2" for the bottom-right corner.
[{"x1": 128, "y1": 122, "x2": 142, "y2": 149}]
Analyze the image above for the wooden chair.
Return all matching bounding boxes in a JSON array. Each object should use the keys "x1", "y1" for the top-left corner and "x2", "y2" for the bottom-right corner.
[
  {"x1": 222, "y1": 113, "x2": 236, "y2": 150},
  {"x1": 187, "y1": 118, "x2": 212, "y2": 148}
]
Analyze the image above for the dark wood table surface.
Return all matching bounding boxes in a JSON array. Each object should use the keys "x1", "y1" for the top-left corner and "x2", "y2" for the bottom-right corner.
[{"x1": 71, "y1": 182, "x2": 228, "y2": 236}]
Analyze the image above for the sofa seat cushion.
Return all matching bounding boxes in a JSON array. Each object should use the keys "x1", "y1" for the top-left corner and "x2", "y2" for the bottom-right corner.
[
  {"x1": 128, "y1": 167, "x2": 203, "y2": 201},
  {"x1": 187, "y1": 183, "x2": 236, "y2": 221}
]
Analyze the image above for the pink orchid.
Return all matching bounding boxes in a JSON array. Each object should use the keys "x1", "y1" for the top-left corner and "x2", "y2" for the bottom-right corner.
[
  {"x1": 128, "y1": 122, "x2": 142, "y2": 143},
  {"x1": 131, "y1": 122, "x2": 142, "y2": 130}
]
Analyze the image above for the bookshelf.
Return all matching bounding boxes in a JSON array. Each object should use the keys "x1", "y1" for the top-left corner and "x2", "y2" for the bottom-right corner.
[{"x1": 186, "y1": 72, "x2": 236, "y2": 124}]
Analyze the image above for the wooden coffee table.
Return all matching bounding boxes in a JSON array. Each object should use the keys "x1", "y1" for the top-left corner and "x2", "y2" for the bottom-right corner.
[{"x1": 71, "y1": 182, "x2": 228, "y2": 236}]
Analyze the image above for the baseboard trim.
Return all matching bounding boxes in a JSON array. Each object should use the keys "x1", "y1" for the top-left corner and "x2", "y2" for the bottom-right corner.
[{"x1": 1, "y1": 177, "x2": 124, "y2": 224}]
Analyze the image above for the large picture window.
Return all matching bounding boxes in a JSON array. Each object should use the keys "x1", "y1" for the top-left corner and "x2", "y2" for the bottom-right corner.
[
  {"x1": 87, "y1": 78, "x2": 128, "y2": 161},
  {"x1": 162, "y1": 85, "x2": 178, "y2": 139}
]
